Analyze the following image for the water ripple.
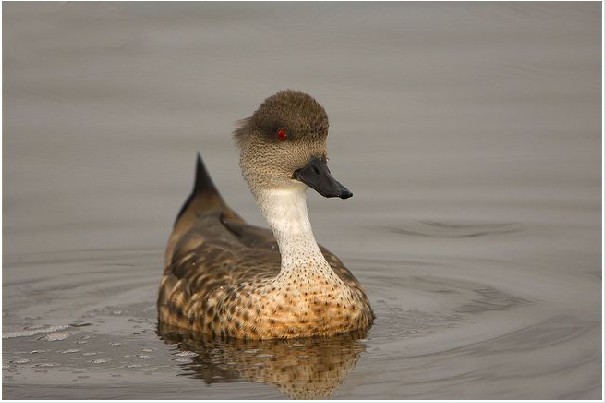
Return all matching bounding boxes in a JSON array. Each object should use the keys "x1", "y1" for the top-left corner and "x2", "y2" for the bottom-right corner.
[{"x1": 382, "y1": 220, "x2": 521, "y2": 238}]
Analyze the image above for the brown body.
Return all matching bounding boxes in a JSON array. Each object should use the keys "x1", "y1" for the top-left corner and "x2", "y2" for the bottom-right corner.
[{"x1": 157, "y1": 91, "x2": 374, "y2": 340}]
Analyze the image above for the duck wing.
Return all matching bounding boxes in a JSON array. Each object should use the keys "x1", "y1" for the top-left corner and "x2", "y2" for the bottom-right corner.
[{"x1": 164, "y1": 153, "x2": 245, "y2": 269}]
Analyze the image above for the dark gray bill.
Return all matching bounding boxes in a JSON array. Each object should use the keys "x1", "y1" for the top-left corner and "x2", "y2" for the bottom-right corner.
[{"x1": 294, "y1": 156, "x2": 353, "y2": 199}]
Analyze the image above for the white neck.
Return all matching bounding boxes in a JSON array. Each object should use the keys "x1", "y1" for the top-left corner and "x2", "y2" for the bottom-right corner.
[{"x1": 256, "y1": 187, "x2": 331, "y2": 274}]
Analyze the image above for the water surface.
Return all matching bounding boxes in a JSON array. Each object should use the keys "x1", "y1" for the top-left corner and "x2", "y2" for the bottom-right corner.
[{"x1": 3, "y1": 2, "x2": 601, "y2": 399}]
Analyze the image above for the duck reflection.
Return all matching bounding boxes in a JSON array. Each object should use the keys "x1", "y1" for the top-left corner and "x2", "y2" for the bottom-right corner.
[{"x1": 158, "y1": 325, "x2": 368, "y2": 399}]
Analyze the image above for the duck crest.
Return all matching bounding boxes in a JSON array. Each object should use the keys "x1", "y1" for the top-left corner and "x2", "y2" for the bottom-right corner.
[{"x1": 158, "y1": 91, "x2": 374, "y2": 339}]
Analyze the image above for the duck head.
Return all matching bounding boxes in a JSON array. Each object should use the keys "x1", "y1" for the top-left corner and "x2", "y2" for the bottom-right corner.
[{"x1": 234, "y1": 90, "x2": 352, "y2": 199}]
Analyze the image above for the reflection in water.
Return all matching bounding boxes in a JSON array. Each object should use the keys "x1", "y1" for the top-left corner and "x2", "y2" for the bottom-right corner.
[{"x1": 157, "y1": 325, "x2": 368, "y2": 399}]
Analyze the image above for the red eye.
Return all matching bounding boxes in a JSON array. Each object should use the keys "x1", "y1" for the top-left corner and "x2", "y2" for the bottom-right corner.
[{"x1": 276, "y1": 128, "x2": 287, "y2": 141}]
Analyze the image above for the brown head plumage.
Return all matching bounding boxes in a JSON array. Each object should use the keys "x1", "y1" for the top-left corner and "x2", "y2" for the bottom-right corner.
[
  {"x1": 234, "y1": 90, "x2": 332, "y2": 193},
  {"x1": 235, "y1": 90, "x2": 329, "y2": 144}
]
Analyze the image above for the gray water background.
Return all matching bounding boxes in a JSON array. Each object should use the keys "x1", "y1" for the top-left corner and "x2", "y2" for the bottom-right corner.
[{"x1": 2, "y1": 2, "x2": 602, "y2": 399}]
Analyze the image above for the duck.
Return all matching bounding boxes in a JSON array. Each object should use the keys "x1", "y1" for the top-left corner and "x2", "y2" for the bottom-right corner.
[{"x1": 157, "y1": 90, "x2": 374, "y2": 339}]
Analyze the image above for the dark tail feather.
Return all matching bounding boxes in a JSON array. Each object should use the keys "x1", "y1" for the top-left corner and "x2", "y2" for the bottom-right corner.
[
  {"x1": 193, "y1": 152, "x2": 215, "y2": 194},
  {"x1": 175, "y1": 153, "x2": 218, "y2": 223},
  {"x1": 174, "y1": 152, "x2": 245, "y2": 226},
  {"x1": 165, "y1": 152, "x2": 245, "y2": 268}
]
